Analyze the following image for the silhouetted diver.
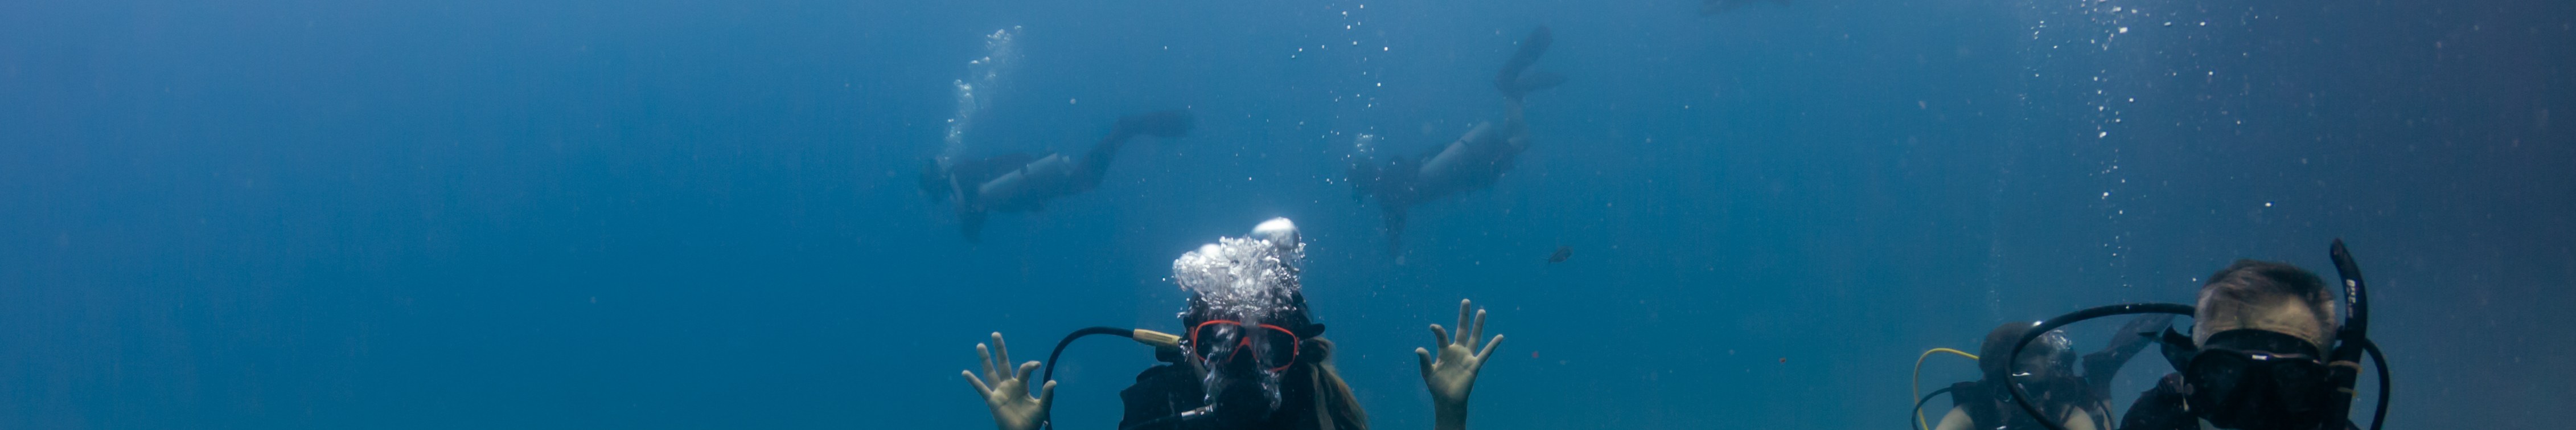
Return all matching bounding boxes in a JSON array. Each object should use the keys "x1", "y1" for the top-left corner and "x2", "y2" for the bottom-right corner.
[
  {"x1": 921, "y1": 110, "x2": 1195, "y2": 241},
  {"x1": 1346, "y1": 27, "x2": 1562, "y2": 251}
]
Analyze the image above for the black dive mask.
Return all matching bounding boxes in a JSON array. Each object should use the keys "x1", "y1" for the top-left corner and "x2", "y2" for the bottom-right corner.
[
  {"x1": 2002, "y1": 240, "x2": 2388, "y2": 430},
  {"x1": 2183, "y1": 330, "x2": 2334, "y2": 430}
]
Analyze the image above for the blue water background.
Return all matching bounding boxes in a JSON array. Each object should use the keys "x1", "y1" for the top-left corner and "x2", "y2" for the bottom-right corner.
[{"x1": 3, "y1": 0, "x2": 2570, "y2": 428}]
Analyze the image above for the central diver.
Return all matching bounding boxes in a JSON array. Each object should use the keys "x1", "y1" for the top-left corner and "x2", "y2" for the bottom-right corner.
[{"x1": 960, "y1": 218, "x2": 1511, "y2": 430}]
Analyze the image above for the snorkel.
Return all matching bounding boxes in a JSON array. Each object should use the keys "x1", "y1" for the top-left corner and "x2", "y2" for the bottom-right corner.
[
  {"x1": 2324, "y1": 240, "x2": 2390, "y2": 430},
  {"x1": 2006, "y1": 240, "x2": 2389, "y2": 430}
]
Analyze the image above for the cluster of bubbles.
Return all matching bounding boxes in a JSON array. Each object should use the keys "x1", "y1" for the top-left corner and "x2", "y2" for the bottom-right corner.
[
  {"x1": 1295, "y1": 2, "x2": 1388, "y2": 169},
  {"x1": 1170, "y1": 219, "x2": 1308, "y2": 320},
  {"x1": 940, "y1": 26, "x2": 1022, "y2": 169},
  {"x1": 2023, "y1": 0, "x2": 2173, "y2": 286}
]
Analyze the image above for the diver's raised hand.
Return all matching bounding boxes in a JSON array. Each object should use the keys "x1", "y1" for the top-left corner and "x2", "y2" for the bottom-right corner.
[
  {"x1": 1416, "y1": 299, "x2": 1503, "y2": 430},
  {"x1": 963, "y1": 332, "x2": 1055, "y2": 430}
]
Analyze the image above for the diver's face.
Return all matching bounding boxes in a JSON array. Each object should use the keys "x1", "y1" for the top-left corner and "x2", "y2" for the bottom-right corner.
[
  {"x1": 1188, "y1": 318, "x2": 1301, "y2": 419},
  {"x1": 2186, "y1": 329, "x2": 2332, "y2": 430},
  {"x1": 2011, "y1": 352, "x2": 2063, "y2": 380},
  {"x1": 1190, "y1": 320, "x2": 1299, "y2": 375}
]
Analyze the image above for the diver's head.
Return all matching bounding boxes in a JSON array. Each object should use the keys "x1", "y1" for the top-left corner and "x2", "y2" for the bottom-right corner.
[
  {"x1": 2194, "y1": 260, "x2": 2337, "y2": 353},
  {"x1": 2183, "y1": 260, "x2": 2343, "y2": 430},
  {"x1": 1981, "y1": 321, "x2": 2074, "y2": 384},
  {"x1": 1172, "y1": 218, "x2": 1318, "y2": 422}
]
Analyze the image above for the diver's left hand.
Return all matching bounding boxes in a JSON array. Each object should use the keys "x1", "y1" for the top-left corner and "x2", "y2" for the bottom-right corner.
[
  {"x1": 963, "y1": 332, "x2": 1054, "y2": 430},
  {"x1": 1416, "y1": 299, "x2": 1503, "y2": 417}
]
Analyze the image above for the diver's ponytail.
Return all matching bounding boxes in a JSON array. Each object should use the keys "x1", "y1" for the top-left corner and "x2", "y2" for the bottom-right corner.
[{"x1": 1305, "y1": 337, "x2": 1369, "y2": 430}]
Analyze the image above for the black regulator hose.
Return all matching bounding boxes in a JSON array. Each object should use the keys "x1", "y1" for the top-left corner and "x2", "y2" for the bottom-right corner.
[
  {"x1": 2362, "y1": 338, "x2": 2390, "y2": 430},
  {"x1": 1043, "y1": 326, "x2": 1139, "y2": 386},
  {"x1": 2007, "y1": 302, "x2": 2197, "y2": 430},
  {"x1": 1038, "y1": 326, "x2": 1186, "y2": 430},
  {"x1": 1037, "y1": 327, "x2": 1137, "y2": 430}
]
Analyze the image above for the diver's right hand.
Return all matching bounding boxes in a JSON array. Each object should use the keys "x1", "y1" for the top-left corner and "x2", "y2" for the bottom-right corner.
[{"x1": 964, "y1": 332, "x2": 1055, "y2": 430}]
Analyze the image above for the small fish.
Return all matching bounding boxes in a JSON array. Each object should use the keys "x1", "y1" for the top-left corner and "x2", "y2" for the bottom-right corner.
[{"x1": 1546, "y1": 245, "x2": 1573, "y2": 263}]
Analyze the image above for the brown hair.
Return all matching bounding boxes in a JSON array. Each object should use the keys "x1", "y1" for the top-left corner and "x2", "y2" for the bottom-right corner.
[
  {"x1": 2195, "y1": 260, "x2": 2339, "y2": 351},
  {"x1": 1304, "y1": 337, "x2": 1369, "y2": 430}
]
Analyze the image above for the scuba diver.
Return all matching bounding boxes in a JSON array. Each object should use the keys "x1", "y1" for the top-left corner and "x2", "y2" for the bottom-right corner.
[
  {"x1": 921, "y1": 109, "x2": 1197, "y2": 241},
  {"x1": 1997, "y1": 240, "x2": 2392, "y2": 430},
  {"x1": 1914, "y1": 316, "x2": 2169, "y2": 430},
  {"x1": 960, "y1": 218, "x2": 1509, "y2": 430},
  {"x1": 1347, "y1": 27, "x2": 1564, "y2": 251}
]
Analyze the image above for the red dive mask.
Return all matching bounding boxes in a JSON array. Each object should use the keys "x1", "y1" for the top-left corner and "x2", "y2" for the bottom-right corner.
[{"x1": 1189, "y1": 320, "x2": 1300, "y2": 372}]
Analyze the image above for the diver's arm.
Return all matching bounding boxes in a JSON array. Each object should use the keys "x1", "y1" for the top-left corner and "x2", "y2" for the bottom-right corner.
[
  {"x1": 963, "y1": 332, "x2": 1056, "y2": 430},
  {"x1": 1416, "y1": 299, "x2": 1505, "y2": 430},
  {"x1": 2061, "y1": 408, "x2": 2099, "y2": 430},
  {"x1": 1931, "y1": 407, "x2": 1972, "y2": 430}
]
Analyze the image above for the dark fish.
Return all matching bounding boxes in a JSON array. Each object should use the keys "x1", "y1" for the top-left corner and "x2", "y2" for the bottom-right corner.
[{"x1": 1547, "y1": 245, "x2": 1572, "y2": 263}]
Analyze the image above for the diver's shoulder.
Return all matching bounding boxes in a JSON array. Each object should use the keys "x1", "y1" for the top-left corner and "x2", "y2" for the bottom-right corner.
[
  {"x1": 1132, "y1": 363, "x2": 1190, "y2": 383},
  {"x1": 2118, "y1": 373, "x2": 2196, "y2": 430}
]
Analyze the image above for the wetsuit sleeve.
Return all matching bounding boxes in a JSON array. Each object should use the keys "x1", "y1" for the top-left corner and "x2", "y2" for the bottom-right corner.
[{"x1": 2118, "y1": 373, "x2": 2197, "y2": 430}]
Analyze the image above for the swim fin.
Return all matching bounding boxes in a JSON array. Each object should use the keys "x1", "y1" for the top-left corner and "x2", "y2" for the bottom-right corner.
[
  {"x1": 2082, "y1": 314, "x2": 2175, "y2": 399},
  {"x1": 1496, "y1": 27, "x2": 1556, "y2": 98},
  {"x1": 1510, "y1": 71, "x2": 1566, "y2": 95}
]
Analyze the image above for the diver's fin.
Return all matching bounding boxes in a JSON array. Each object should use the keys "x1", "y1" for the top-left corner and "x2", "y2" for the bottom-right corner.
[
  {"x1": 1115, "y1": 109, "x2": 1197, "y2": 138},
  {"x1": 1511, "y1": 71, "x2": 1566, "y2": 95},
  {"x1": 2083, "y1": 314, "x2": 2176, "y2": 400},
  {"x1": 1502, "y1": 27, "x2": 1554, "y2": 73},
  {"x1": 1496, "y1": 26, "x2": 1555, "y2": 98},
  {"x1": 2154, "y1": 327, "x2": 2196, "y2": 372},
  {"x1": 2105, "y1": 314, "x2": 2176, "y2": 358}
]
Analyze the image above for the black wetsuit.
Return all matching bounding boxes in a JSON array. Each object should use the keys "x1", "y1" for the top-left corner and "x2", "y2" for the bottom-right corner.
[
  {"x1": 2118, "y1": 374, "x2": 2197, "y2": 430},
  {"x1": 1949, "y1": 376, "x2": 2107, "y2": 430},
  {"x1": 2117, "y1": 373, "x2": 2361, "y2": 430},
  {"x1": 1119, "y1": 364, "x2": 1357, "y2": 430}
]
